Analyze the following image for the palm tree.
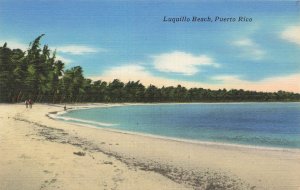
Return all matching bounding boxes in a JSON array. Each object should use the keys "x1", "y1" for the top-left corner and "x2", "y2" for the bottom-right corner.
[{"x1": 61, "y1": 66, "x2": 85, "y2": 102}]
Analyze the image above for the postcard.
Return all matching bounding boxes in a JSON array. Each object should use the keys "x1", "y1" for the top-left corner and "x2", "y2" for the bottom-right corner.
[{"x1": 0, "y1": 1, "x2": 299, "y2": 189}]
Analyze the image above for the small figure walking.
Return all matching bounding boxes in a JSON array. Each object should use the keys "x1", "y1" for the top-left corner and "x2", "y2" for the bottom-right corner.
[
  {"x1": 25, "y1": 100, "x2": 29, "y2": 108},
  {"x1": 64, "y1": 104, "x2": 67, "y2": 111},
  {"x1": 28, "y1": 99, "x2": 33, "y2": 109}
]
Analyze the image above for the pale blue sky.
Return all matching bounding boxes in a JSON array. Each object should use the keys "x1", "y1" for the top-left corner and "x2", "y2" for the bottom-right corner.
[{"x1": 0, "y1": 0, "x2": 299, "y2": 92}]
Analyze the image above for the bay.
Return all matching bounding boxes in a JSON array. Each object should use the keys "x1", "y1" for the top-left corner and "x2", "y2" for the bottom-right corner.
[{"x1": 59, "y1": 103, "x2": 300, "y2": 149}]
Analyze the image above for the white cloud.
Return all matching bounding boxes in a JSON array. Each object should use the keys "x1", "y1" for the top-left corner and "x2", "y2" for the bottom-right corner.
[
  {"x1": 211, "y1": 75, "x2": 242, "y2": 84},
  {"x1": 152, "y1": 51, "x2": 219, "y2": 75},
  {"x1": 0, "y1": 40, "x2": 29, "y2": 51},
  {"x1": 56, "y1": 45, "x2": 103, "y2": 55},
  {"x1": 55, "y1": 54, "x2": 72, "y2": 64},
  {"x1": 232, "y1": 38, "x2": 265, "y2": 60},
  {"x1": 233, "y1": 38, "x2": 255, "y2": 47},
  {"x1": 281, "y1": 25, "x2": 300, "y2": 46},
  {"x1": 90, "y1": 64, "x2": 300, "y2": 93},
  {"x1": 95, "y1": 64, "x2": 151, "y2": 81},
  {"x1": 90, "y1": 64, "x2": 206, "y2": 88}
]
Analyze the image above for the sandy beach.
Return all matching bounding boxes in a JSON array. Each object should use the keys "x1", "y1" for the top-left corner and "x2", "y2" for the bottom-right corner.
[{"x1": 1, "y1": 104, "x2": 300, "y2": 190}]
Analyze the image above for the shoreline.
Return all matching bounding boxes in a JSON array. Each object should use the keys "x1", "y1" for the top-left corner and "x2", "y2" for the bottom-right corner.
[
  {"x1": 1, "y1": 103, "x2": 300, "y2": 189},
  {"x1": 50, "y1": 103, "x2": 300, "y2": 153}
]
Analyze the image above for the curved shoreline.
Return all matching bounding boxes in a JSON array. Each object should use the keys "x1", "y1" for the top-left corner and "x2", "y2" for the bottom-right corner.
[
  {"x1": 2, "y1": 103, "x2": 300, "y2": 190},
  {"x1": 48, "y1": 103, "x2": 300, "y2": 153}
]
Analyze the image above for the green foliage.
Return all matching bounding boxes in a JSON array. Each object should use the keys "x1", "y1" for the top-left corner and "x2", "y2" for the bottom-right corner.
[{"x1": 0, "y1": 35, "x2": 300, "y2": 103}]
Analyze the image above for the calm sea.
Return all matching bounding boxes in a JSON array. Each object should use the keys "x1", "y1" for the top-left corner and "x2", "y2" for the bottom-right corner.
[{"x1": 59, "y1": 103, "x2": 300, "y2": 149}]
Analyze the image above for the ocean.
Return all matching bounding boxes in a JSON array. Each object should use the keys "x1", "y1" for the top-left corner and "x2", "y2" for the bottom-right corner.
[{"x1": 57, "y1": 103, "x2": 300, "y2": 149}]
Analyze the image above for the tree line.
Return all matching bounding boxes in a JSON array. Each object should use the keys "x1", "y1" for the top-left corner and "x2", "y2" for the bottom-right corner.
[{"x1": 1, "y1": 35, "x2": 300, "y2": 103}]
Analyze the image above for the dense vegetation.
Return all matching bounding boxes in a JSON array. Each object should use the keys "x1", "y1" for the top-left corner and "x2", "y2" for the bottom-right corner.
[{"x1": 1, "y1": 35, "x2": 300, "y2": 103}]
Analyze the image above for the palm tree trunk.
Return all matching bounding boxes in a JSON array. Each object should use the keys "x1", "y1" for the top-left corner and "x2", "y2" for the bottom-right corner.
[
  {"x1": 20, "y1": 93, "x2": 25, "y2": 102},
  {"x1": 35, "y1": 92, "x2": 40, "y2": 103},
  {"x1": 39, "y1": 94, "x2": 44, "y2": 102},
  {"x1": 17, "y1": 90, "x2": 22, "y2": 102},
  {"x1": 52, "y1": 92, "x2": 56, "y2": 104}
]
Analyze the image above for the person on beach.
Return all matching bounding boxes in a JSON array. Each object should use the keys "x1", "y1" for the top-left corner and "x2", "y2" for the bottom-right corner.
[
  {"x1": 25, "y1": 100, "x2": 29, "y2": 108},
  {"x1": 64, "y1": 105, "x2": 67, "y2": 111},
  {"x1": 28, "y1": 99, "x2": 33, "y2": 109}
]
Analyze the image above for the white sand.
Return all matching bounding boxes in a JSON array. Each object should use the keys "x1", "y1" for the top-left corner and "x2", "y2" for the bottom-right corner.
[{"x1": 1, "y1": 103, "x2": 300, "y2": 190}]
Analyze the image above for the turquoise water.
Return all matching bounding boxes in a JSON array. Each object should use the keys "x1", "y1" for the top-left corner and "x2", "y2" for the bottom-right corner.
[{"x1": 59, "y1": 103, "x2": 300, "y2": 149}]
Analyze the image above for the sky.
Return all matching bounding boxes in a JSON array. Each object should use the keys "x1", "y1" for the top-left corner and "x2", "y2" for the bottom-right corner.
[{"x1": 0, "y1": 0, "x2": 299, "y2": 92}]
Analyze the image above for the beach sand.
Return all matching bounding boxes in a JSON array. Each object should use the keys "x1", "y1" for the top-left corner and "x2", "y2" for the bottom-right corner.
[{"x1": 0, "y1": 104, "x2": 299, "y2": 190}]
